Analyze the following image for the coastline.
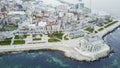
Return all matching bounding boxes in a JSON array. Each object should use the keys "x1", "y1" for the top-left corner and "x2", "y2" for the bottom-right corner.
[
  {"x1": 0, "y1": 21, "x2": 120, "y2": 62},
  {"x1": 97, "y1": 21, "x2": 120, "y2": 38},
  {"x1": 0, "y1": 41, "x2": 110, "y2": 62}
]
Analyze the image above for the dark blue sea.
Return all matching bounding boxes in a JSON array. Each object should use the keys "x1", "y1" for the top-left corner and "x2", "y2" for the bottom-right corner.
[{"x1": 0, "y1": 28, "x2": 120, "y2": 68}]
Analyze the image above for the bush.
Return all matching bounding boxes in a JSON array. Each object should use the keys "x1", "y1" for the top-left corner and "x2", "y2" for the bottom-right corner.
[{"x1": 95, "y1": 31, "x2": 98, "y2": 33}]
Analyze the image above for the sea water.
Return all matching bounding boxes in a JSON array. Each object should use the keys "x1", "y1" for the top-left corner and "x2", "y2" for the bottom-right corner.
[{"x1": 0, "y1": 27, "x2": 120, "y2": 68}]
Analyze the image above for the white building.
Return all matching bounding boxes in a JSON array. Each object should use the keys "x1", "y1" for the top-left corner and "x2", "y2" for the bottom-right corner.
[
  {"x1": 8, "y1": 11, "x2": 25, "y2": 15},
  {"x1": 79, "y1": 35, "x2": 105, "y2": 52}
]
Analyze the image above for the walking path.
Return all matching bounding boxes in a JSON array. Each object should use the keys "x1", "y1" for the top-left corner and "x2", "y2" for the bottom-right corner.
[{"x1": 10, "y1": 36, "x2": 15, "y2": 46}]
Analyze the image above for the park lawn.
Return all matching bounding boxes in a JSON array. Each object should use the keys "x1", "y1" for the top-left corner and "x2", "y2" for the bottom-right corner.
[
  {"x1": 15, "y1": 35, "x2": 29, "y2": 39},
  {"x1": 3, "y1": 25, "x2": 18, "y2": 31},
  {"x1": 104, "y1": 21, "x2": 118, "y2": 28},
  {"x1": 97, "y1": 21, "x2": 118, "y2": 31},
  {"x1": 40, "y1": 34, "x2": 43, "y2": 37},
  {"x1": 48, "y1": 39, "x2": 60, "y2": 42},
  {"x1": 13, "y1": 40, "x2": 25, "y2": 45},
  {"x1": 85, "y1": 27, "x2": 94, "y2": 33},
  {"x1": 54, "y1": 32, "x2": 64, "y2": 40},
  {"x1": 98, "y1": 28, "x2": 104, "y2": 31},
  {"x1": 15, "y1": 35, "x2": 19, "y2": 39},
  {"x1": 48, "y1": 32, "x2": 64, "y2": 40},
  {"x1": 64, "y1": 36, "x2": 69, "y2": 40},
  {"x1": 0, "y1": 38, "x2": 12, "y2": 45},
  {"x1": 33, "y1": 38, "x2": 41, "y2": 41},
  {"x1": 32, "y1": 34, "x2": 42, "y2": 37},
  {"x1": 71, "y1": 35, "x2": 84, "y2": 39}
]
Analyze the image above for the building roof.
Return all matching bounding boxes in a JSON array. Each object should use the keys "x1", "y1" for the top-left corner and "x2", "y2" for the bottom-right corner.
[
  {"x1": 8, "y1": 11, "x2": 25, "y2": 15},
  {"x1": 38, "y1": 21, "x2": 47, "y2": 27}
]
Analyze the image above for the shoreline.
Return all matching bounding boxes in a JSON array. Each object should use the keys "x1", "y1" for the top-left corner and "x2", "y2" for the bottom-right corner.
[
  {"x1": 0, "y1": 21, "x2": 120, "y2": 62},
  {"x1": 97, "y1": 21, "x2": 120, "y2": 38},
  {"x1": 0, "y1": 42, "x2": 111, "y2": 62}
]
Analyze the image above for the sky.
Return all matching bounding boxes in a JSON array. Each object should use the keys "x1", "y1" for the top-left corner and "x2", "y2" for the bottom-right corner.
[
  {"x1": 83, "y1": 0, "x2": 120, "y2": 17},
  {"x1": 41, "y1": 0, "x2": 120, "y2": 17},
  {"x1": 64, "y1": 0, "x2": 120, "y2": 17}
]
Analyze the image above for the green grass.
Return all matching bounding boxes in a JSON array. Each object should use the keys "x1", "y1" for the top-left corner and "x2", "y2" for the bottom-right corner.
[
  {"x1": 33, "y1": 38, "x2": 41, "y2": 41},
  {"x1": 32, "y1": 34, "x2": 36, "y2": 37},
  {"x1": 64, "y1": 36, "x2": 69, "y2": 40},
  {"x1": 48, "y1": 39, "x2": 60, "y2": 42},
  {"x1": 15, "y1": 35, "x2": 19, "y2": 39},
  {"x1": 48, "y1": 32, "x2": 64, "y2": 40},
  {"x1": 23, "y1": 35, "x2": 29, "y2": 38},
  {"x1": 3, "y1": 25, "x2": 18, "y2": 31},
  {"x1": 40, "y1": 34, "x2": 43, "y2": 37},
  {"x1": 71, "y1": 36, "x2": 84, "y2": 39},
  {"x1": 104, "y1": 21, "x2": 118, "y2": 28},
  {"x1": 85, "y1": 27, "x2": 94, "y2": 33},
  {"x1": 98, "y1": 28, "x2": 104, "y2": 31},
  {"x1": 32, "y1": 34, "x2": 42, "y2": 37},
  {"x1": 15, "y1": 35, "x2": 29, "y2": 39},
  {"x1": 97, "y1": 21, "x2": 118, "y2": 31},
  {"x1": 13, "y1": 40, "x2": 25, "y2": 45},
  {"x1": 0, "y1": 38, "x2": 12, "y2": 45}
]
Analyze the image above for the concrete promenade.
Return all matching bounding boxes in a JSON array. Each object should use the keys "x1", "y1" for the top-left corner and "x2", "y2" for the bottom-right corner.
[{"x1": 0, "y1": 37, "x2": 110, "y2": 61}]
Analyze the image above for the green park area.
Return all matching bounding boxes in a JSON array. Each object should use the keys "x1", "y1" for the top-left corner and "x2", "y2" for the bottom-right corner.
[
  {"x1": 48, "y1": 32, "x2": 64, "y2": 40},
  {"x1": 13, "y1": 40, "x2": 25, "y2": 45},
  {"x1": 64, "y1": 35, "x2": 69, "y2": 40},
  {"x1": 98, "y1": 28, "x2": 104, "y2": 31},
  {"x1": 0, "y1": 38, "x2": 12, "y2": 45},
  {"x1": 2, "y1": 25, "x2": 18, "y2": 31},
  {"x1": 48, "y1": 39, "x2": 60, "y2": 42},
  {"x1": 15, "y1": 35, "x2": 29, "y2": 39},
  {"x1": 104, "y1": 21, "x2": 118, "y2": 28},
  {"x1": 97, "y1": 21, "x2": 118, "y2": 32},
  {"x1": 48, "y1": 32, "x2": 63, "y2": 42},
  {"x1": 32, "y1": 34, "x2": 42, "y2": 41},
  {"x1": 85, "y1": 27, "x2": 94, "y2": 33},
  {"x1": 33, "y1": 38, "x2": 41, "y2": 41}
]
